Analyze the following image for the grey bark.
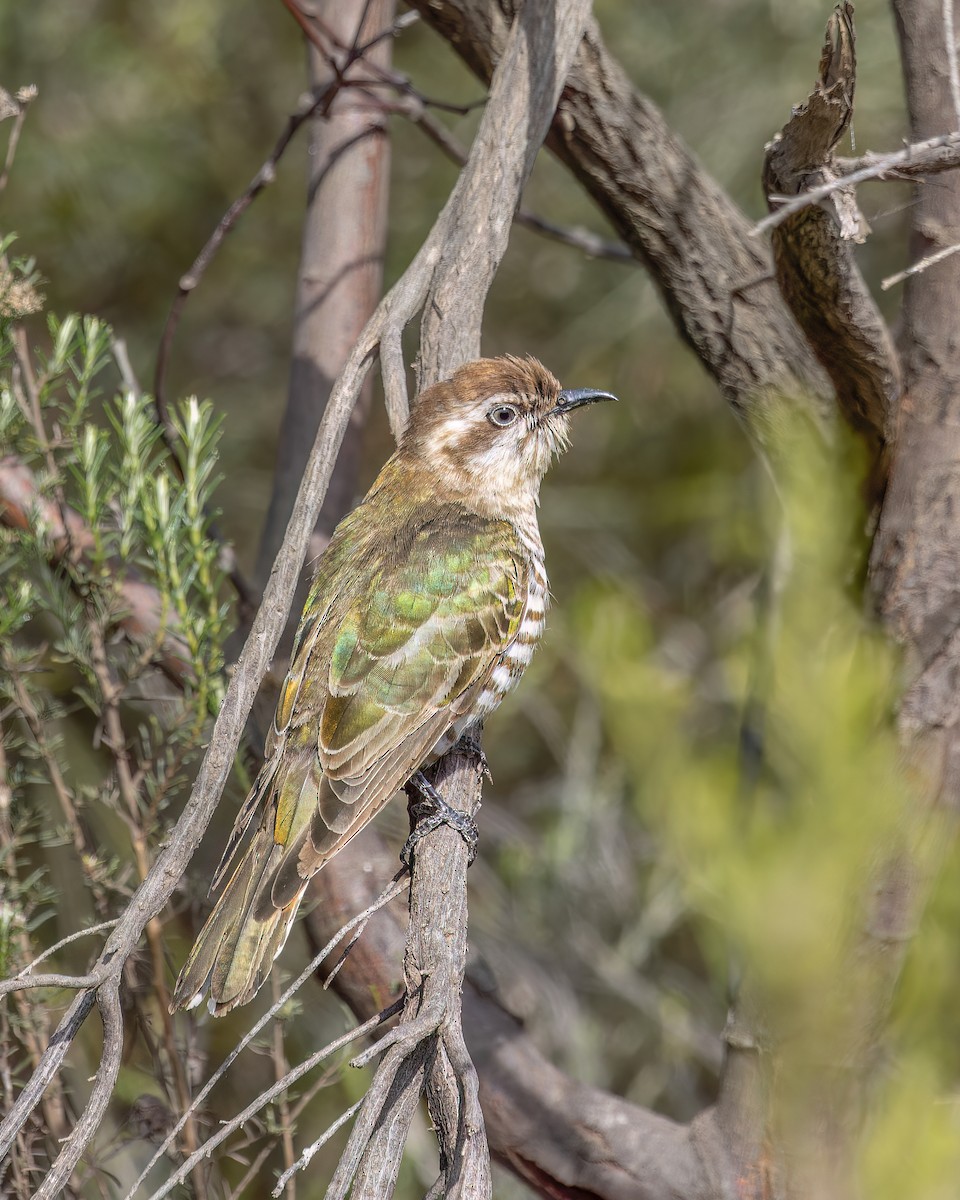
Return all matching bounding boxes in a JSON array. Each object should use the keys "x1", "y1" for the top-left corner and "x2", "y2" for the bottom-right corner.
[
  {"x1": 762, "y1": 2, "x2": 899, "y2": 473},
  {"x1": 406, "y1": 0, "x2": 836, "y2": 437}
]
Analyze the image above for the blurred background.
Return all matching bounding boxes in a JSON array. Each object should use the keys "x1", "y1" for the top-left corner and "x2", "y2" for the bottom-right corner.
[{"x1": 5, "y1": 2, "x2": 954, "y2": 1197}]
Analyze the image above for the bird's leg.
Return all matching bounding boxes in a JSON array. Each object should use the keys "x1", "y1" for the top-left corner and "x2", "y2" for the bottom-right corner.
[
  {"x1": 450, "y1": 731, "x2": 492, "y2": 781},
  {"x1": 401, "y1": 770, "x2": 480, "y2": 868}
]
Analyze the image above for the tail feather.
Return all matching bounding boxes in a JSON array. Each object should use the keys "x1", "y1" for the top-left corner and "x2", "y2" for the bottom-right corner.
[{"x1": 171, "y1": 825, "x2": 305, "y2": 1016}]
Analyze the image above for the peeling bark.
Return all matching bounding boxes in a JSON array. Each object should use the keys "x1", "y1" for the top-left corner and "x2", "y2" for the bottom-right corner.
[{"x1": 762, "y1": 2, "x2": 899, "y2": 470}]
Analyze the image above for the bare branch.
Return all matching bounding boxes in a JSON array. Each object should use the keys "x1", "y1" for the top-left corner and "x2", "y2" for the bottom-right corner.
[
  {"x1": 379, "y1": 92, "x2": 634, "y2": 263},
  {"x1": 881, "y1": 237, "x2": 960, "y2": 288},
  {"x1": 306, "y1": 834, "x2": 745, "y2": 1200},
  {"x1": 123, "y1": 872, "x2": 407, "y2": 1200},
  {"x1": 141, "y1": 1000, "x2": 404, "y2": 1200},
  {"x1": 0, "y1": 973, "x2": 103, "y2": 997},
  {"x1": 272, "y1": 1100, "x2": 364, "y2": 1197},
  {"x1": 11, "y1": 919, "x2": 118, "y2": 977},
  {"x1": 756, "y1": 131, "x2": 960, "y2": 236},
  {"x1": 32, "y1": 983, "x2": 122, "y2": 1200},
  {"x1": 761, "y1": 2, "x2": 898, "y2": 460},
  {"x1": 153, "y1": 82, "x2": 335, "y2": 419}
]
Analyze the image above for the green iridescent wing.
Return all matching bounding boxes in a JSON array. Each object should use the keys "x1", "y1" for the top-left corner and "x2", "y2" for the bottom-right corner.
[
  {"x1": 283, "y1": 510, "x2": 526, "y2": 882},
  {"x1": 215, "y1": 507, "x2": 527, "y2": 892}
]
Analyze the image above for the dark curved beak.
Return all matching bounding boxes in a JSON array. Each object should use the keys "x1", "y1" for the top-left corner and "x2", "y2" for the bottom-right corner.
[{"x1": 554, "y1": 387, "x2": 619, "y2": 414}]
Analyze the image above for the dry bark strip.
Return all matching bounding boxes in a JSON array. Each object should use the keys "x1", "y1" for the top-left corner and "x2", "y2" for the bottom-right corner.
[
  {"x1": 407, "y1": 0, "x2": 835, "y2": 435},
  {"x1": 762, "y1": 2, "x2": 899, "y2": 469}
]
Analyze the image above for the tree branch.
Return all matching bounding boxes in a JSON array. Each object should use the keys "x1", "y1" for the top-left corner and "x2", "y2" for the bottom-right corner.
[
  {"x1": 408, "y1": 0, "x2": 836, "y2": 434},
  {"x1": 305, "y1": 833, "x2": 745, "y2": 1200},
  {"x1": 761, "y1": 2, "x2": 898, "y2": 465},
  {"x1": 0, "y1": 1, "x2": 589, "y2": 1190}
]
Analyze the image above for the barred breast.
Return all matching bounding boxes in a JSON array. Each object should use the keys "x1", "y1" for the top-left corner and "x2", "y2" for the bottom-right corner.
[
  {"x1": 474, "y1": 552, "x2": 548, "y2": 718},
  {"x1": 426, "y1": 550, "x2": 548, "y2": 762}
]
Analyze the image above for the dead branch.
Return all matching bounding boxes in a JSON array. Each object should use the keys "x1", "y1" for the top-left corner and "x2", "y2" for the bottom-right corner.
[
  {"x1": 756, "y1": 131, "x2": 960, "y2": 237},
  {"x1": 881, "y1": 236, "x2": 960, "y2": 288},
  {"x1": 761, "y1": 2, "x2": 898, "y2": 464},
  {"x1": 124, "y1": 874, "x2": 407, "y2": 1200},
  {"x1": 306, "y1": 833, "x2": 748, "y2": 1200},
  {"x1": 377, "y1": 91, "x2": 634, "y2": 263},
  {"x1": 141, "y1": 1000, "x2": 404, "y2": 1200}
]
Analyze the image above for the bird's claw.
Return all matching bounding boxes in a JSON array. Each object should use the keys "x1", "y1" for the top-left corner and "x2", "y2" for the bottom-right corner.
[
  {"x1": 401, "y1": 770, "x2": 479, "y2": 867},
  {"x1": 451, "y1": 732, "x2": 492, "y2": 781}
]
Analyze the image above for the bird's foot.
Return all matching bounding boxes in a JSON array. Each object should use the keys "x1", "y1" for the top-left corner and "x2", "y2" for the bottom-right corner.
[
  {"x1": 450, "y1": 731, "x2": 492, "y2": 781},
  {"x1": 401, "y1": 770, "x2": 479, "y2": 868}
]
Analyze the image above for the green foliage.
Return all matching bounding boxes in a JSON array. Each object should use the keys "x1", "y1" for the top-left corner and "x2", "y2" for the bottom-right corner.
[
  {"x1": 0, "y1": 295, "x2": 234, "y2": 1193},
  {"x1": 574, "y1": 411, "x2": 960, "y2": 1198}
]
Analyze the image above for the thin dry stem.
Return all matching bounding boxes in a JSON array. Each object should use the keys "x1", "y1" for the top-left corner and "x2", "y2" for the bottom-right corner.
[
  {"x1": 272, "y1": 1099, "x2": 364, "y2": 1197},
  {"x1": 756, "y1": 129, "x2": 960, "y2": 235},
  {"x1": 124, "y1": 872, "x2": 407, "y2": 1199},
  {"x1": 881, "y1": 238, "x2": 960, "y2": 288},
  {"x1": 140, "y1": 1000, "x2": 404, "y2": 1200}
]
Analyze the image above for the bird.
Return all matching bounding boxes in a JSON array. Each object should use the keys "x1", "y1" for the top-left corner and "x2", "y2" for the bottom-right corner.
[{"x1": 172, "y1": 355, "x2": 616, "y2": 1015}]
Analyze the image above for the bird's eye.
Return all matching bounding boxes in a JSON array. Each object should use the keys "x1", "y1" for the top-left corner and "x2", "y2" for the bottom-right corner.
[{"x1": 487, "y1": 404, "x2": 519, "y2": 428}]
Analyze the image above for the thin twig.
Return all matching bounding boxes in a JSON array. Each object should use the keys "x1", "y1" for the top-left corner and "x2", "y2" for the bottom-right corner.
[
  {"x1": 13, "y1": 919, "x2": 119, "y2": 977},
  {"x1": 881, "y1": 238, "x2": 960, "y2": 289},
  {"x1": 371, "y1": 92, "x2": 635, "y2": 263},
  {"x1": 225, "y1": 1143, "x2": 274, "y2": 1200},
  {"x1": 153, "y1": 0, "x2": 413, "y2": 422},
  {"x1": 153, "y1": 82, "x2": 334, "y2": 419},
  {"x1": 755, "y1": 130, "x2": 960, "y2": 235},
  {"x1": 272, "y1": 1099, "x2": 363, "y2": 1197},
  {"x1": 123, "y1": 872, "x2": 407, "y2": 1200},
  {"x1": 140, "y1": 1000, "x2": 404, "y2": 1200}
]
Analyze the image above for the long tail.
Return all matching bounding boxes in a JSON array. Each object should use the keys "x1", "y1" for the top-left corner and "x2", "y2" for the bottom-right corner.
[{"x1": 171, "y1": 822, "x2": 308, "y2": 1017}]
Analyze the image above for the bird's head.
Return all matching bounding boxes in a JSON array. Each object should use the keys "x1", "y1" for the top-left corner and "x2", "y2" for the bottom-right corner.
[{"x1": 400, "y1": 355, "x2": 616, "y2": 517}]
